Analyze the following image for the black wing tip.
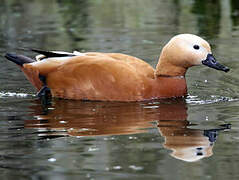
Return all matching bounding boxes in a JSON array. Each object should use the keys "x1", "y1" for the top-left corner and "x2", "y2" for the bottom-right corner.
[
  {"x1": 5, "y1": 49, "x2": 75, "y2": 66},
  {"x1": 5, "y1": 53, "x2": 35, "y2": 66},
  {"x1": 5, "y1": 53, "x2": 23, "y2": 66},
  {"x1": 30, "y1": 48, "x2": 49, "y2": 54}
]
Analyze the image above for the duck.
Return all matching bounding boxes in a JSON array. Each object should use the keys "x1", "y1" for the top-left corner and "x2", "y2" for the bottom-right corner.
[{"x1": 4, "y1": 34, "x2": 230, "y2": 101}]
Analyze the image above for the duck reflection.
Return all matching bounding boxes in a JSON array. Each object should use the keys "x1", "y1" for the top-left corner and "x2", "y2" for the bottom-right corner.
[
  {"x1": 25, "y1": 99, "x2": 230, "y2": 162},
  {"x1": 158, "y1": 119, "x2": 230, "y2": 162}
]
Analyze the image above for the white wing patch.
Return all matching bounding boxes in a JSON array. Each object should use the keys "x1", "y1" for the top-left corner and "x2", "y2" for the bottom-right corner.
[{"x1": 73, "y1": 51, "x2": 85, "y2": 56}]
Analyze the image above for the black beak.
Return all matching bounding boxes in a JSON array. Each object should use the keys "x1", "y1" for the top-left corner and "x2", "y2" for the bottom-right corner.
[{"x1": 202, "y1": 54, "x2": 230, "y2": 72}]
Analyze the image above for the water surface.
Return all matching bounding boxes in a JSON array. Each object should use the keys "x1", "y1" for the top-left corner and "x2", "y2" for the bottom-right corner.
[{"x1": 1, "y1": 0, "x2": 239, "y2": 179}]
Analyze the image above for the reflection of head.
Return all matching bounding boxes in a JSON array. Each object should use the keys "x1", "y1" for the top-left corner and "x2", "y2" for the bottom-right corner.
[
  {"x1": 165, "y1": 135, "x2": 213, "y2": 162},
  {"x1": 159, "y1": 123, "x2": 231, "y2": 162},
  {"x1": 158, "y1": 124, "x2": 214, "y2": 162}
]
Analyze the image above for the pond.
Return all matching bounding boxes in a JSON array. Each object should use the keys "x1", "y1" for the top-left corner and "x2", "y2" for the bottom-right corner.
[{"x1": 0, "y1": 0, "x2": 239, "y2": 179}]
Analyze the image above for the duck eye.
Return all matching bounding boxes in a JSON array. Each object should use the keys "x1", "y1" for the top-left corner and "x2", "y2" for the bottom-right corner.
[{"x1": 193, "y1": 45, "x2": 200, "y2": 50}]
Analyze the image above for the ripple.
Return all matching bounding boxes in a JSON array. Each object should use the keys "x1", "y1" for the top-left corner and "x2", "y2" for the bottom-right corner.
[
  {"x1": 129, "y1": 165, "x2": 144, "y2": 171},
  {"x1": 88, "y1": 146, "x2": 99, "y2": 152},
  {"x1": 186, "y1": 95, "x2": 239, "y2": 105},
  {"x1": 0, "y1": 91, "x2": 33, "y2": 98},
  {"x1": 112, "y1": 166, "x2": 122, "y2": 170}
]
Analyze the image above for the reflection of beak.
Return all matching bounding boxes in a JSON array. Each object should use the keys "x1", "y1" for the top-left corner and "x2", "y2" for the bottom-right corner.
[{"x1": 202, "y1": 54, "x2": 230, "y2": 72}]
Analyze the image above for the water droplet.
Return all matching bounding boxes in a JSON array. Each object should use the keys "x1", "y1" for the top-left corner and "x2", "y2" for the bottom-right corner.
[
  {"x1": 113, "y1": 166, "x2": 122, "y2": 170},
  {"x1": 205, "y1": 116, "x2": 209, "y2": 121},
  {"x1": 130, "y1": 136, "x2": 137, "y2": 140},
  {"x1": 59, "y1": 121, "x2": 67, "y2": 124},
  {"x1": 142, "y1": 39, "x2": 154, "y2": 44},
  {"x1": 48, "y1": 158, "x2": 56, "y2": 162}
]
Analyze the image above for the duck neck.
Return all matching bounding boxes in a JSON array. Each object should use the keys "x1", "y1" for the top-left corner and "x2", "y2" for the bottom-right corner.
[
  {"x1": 155, "y1": 61, "x2": 187, "y2": 77},
  {"x1": 154, "y1": 49, "x2": 188, "y2": 77}
]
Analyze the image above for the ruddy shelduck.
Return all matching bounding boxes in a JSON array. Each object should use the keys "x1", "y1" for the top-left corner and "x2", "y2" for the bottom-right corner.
[{"x1": 5, "y1": 34, "x2": 229, "y2": 101}]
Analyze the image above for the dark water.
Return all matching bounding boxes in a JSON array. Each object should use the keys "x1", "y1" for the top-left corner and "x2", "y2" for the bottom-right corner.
[{"x1": 0, "y1": 0, "x2": 239, "y2": 179}]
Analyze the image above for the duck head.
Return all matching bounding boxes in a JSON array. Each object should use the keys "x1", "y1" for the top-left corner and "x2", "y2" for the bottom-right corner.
[{"x1": 155, "y1": 34, "x2": 230, "y2": 77}]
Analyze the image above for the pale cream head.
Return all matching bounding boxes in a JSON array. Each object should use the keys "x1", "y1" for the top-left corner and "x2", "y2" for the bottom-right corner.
[{"x1": 156, "y1": 34, "x2": 213, "y2": 77}]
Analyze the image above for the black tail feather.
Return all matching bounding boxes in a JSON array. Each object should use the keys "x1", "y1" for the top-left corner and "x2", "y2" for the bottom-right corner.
[
  {"x1": 30, "y1": 49, "x2": 74, "y2": 58},
  {"x1": 5, "y1": 53, "x2": 35, "y2": 66}
]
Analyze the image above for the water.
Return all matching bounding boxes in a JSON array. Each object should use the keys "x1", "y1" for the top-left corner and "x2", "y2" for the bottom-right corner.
[{"x1": 0, "y1": 0, "x2": 239, "y2": 179}]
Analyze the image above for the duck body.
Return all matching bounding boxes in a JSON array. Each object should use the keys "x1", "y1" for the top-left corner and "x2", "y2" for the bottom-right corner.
[
  {"x1": 21, "y1": 52, "x2": 187, "y2": 101},
  {"x1": 5, "y1": 34, "x2": 229, "y2": 101}
]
